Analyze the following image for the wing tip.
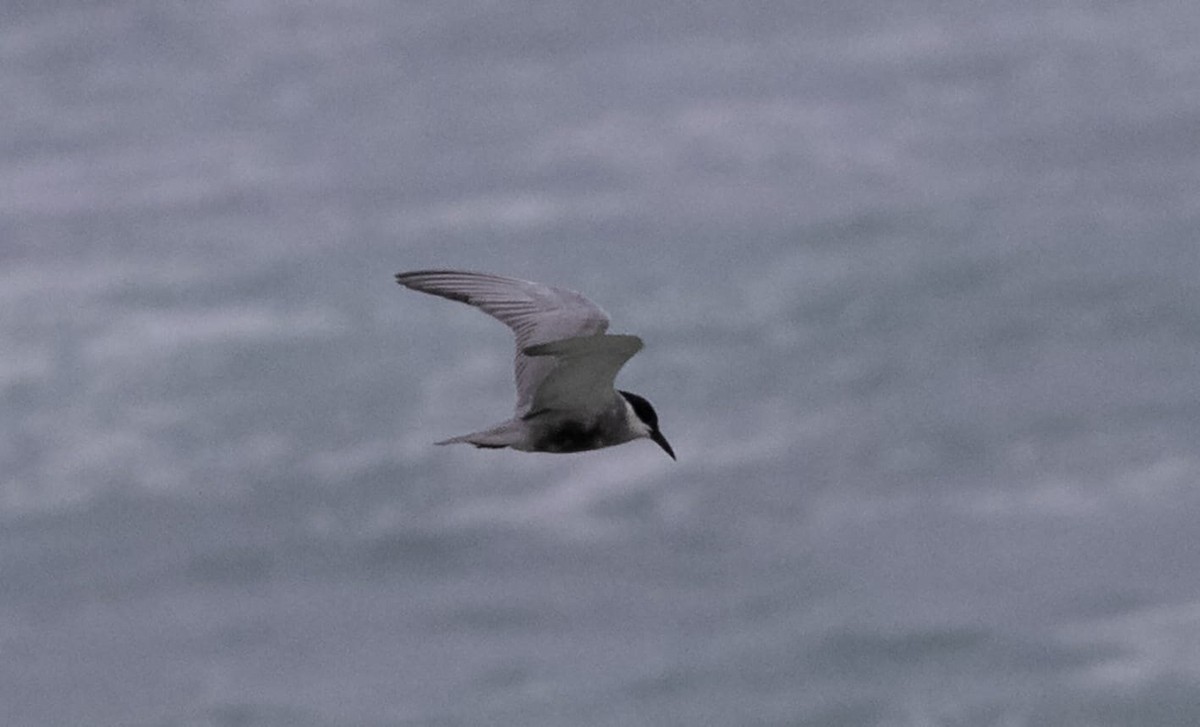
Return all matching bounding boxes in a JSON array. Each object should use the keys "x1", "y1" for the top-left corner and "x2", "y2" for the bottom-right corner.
[
  {"x1": 395, "y1": 269, "x2": 452, "y2": 284},
  {"x1": 395, "y1": 270, "x2": 449, "y2": 285},
  {"x1": 395, "y1": 271, "x2": 482, "y2": 304}
]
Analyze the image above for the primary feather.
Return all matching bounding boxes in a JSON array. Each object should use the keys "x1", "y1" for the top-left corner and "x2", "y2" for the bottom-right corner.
[{"x1": 395, "y1": 270, "x2": 613, "y2": 416}]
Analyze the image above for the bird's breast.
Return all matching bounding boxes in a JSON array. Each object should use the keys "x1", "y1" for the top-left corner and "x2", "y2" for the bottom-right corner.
[
  {"x1": 531, "y1": 419, "x2": 610, "y2": 453},
  {"x1": 525, "y1": 405, "x2": 631, "y2": 453}
]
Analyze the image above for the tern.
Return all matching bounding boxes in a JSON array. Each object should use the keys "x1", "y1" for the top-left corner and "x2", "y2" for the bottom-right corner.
[{"x1": 395, "y1": 270, "x2": 675, "y2": 459}]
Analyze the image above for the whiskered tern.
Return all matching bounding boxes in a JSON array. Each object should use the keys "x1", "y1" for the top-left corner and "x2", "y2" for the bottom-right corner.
[{"x1": 395, "y1": 270, "x2": 675, "y2": 459}]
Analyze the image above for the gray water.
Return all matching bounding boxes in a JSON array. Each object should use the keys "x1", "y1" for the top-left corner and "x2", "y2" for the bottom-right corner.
[{"x1": 4, "y1": 1, "x2": 1200, "y2": 725}]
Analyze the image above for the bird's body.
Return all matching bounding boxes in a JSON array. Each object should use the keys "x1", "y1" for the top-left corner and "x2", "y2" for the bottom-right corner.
[
  {"x1": 395, "y1": 270, "x2": 674, "y2": 459},
  {"x1": 446, "y1": 396, "x2": 637, "y2": 453}
]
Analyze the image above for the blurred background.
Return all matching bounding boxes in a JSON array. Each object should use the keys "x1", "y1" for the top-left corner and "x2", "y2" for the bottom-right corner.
[{"x1": 3, "y1": 1, "x2": 1200, "y2": 725}]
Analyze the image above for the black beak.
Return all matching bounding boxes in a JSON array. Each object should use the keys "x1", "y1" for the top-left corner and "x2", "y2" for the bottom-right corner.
[{"x1": 651, "y1": 430, "x2": 676, "y2": 460}]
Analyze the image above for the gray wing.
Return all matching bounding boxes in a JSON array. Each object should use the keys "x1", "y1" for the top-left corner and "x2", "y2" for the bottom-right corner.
[
  {"x1": 395, "y1": 270, "x2": 610, "y2": 415},
  {"x1": 522, "y1": 334, "x2": 643, "y2": 414}
]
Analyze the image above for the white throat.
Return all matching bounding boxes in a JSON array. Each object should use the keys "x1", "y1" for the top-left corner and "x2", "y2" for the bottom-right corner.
[{"x1": 622, "y1": 396, "x2": 654, "y2": 438}]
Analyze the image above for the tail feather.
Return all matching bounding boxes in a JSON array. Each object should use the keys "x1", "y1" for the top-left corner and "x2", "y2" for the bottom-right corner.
[
  {"x1": 434, "y1": 421, "x2": 522, "y2": 449},
  {"x1": 434, "y1": 434, "x2": 506, "y2": 449}
]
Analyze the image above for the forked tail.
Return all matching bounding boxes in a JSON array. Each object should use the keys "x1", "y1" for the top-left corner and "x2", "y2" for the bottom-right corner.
[{"x1": 434, "y1": 421, "x2": 523, "y2": 449}]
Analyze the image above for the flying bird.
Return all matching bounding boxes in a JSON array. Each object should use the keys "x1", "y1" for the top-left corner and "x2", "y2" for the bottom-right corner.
[{"x1": 395, "y1": 270, "x2": 675, "y2": 459}]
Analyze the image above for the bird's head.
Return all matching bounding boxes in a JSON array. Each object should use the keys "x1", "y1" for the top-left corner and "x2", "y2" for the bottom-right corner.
[{"x1": 618, "y1": 390, "x2": 675, "y2": 460}]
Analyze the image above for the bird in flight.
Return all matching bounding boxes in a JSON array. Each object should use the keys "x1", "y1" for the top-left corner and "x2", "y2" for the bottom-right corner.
[{"x1": 395, "y1": 270, "x2": 674, "y2": 459}]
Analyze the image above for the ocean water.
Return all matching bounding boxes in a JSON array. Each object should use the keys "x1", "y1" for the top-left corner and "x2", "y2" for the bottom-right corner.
[{"x1": 4, "y1": 1, "x2": 1200, "y2": 725}]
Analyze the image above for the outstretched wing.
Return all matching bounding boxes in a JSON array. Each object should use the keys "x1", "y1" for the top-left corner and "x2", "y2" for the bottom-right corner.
[
  {"x1": 522, "y1": 334, "x2": 643, "y2": 415},
  {"x1": 395, "y1": 270, "x2": 611, "y2": 414}
]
